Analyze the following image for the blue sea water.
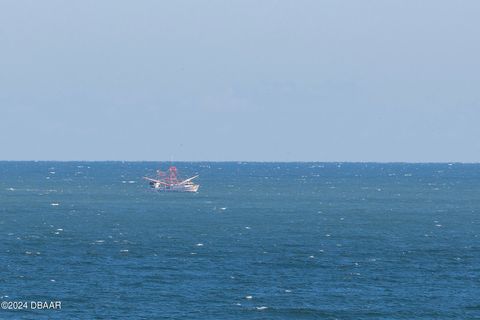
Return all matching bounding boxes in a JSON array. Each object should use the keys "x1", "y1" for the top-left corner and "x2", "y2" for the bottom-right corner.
[{"x1": 0, "y1": 162, "x2": 479, "y2": 319}]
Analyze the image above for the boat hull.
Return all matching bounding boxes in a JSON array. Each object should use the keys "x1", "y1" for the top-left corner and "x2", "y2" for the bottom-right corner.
[{"x1": 151, "y1": 182, "x2": 199, "y2": 192}]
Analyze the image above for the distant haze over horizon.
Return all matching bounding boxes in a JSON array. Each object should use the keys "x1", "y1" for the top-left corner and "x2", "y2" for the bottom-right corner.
[{"x1": 1, "y1": 1, "x2": 479, "y2": 162}]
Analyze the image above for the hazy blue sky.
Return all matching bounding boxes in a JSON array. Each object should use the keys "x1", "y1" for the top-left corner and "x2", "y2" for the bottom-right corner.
[{"x1": 1, "y1": 0, "x2": 479, "y2": 161}]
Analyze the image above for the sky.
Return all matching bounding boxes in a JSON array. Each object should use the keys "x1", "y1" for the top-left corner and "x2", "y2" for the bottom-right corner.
[{"x1": 0, "y1": 0, "x2": 479, "y2": 162}]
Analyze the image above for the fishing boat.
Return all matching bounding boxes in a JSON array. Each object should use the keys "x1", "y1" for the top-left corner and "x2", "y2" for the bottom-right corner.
[{"x1": 143, "y1": 166, "x2": 199, "y2": 192}]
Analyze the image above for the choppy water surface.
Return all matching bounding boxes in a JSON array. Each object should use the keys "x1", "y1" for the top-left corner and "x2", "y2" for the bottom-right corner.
[{"x1": 0, "y1": 162, "x2": 479, "y2": 319}]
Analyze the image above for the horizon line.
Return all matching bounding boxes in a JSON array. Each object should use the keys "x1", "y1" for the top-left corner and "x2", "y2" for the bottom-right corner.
[{"x1": 0, "y1": 160, "x2": 478, "y2": 164}]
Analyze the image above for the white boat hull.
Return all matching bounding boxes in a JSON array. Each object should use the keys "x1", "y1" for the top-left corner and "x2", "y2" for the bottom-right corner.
[{"x1": 151, "y1": 182, "x2": 199, "y2": 193}]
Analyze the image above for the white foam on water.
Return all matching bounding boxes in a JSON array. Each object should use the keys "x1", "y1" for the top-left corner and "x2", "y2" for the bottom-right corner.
[
  {"x1": 196, "y1": 243, "x2": 204, "y2": 247},
  {"x1": 51, "y1": 203, "x2": 60, "y2": 206},
  {"x1": 57, "y1": 228, "x2": 63, "y2": 231},
  {"x1": 285, "y1": 289, "x2": 292, "y2": 293},
  {"x1": 120, "y1": 249, "x2": 129, "y2": 252},
  {"x1": 220, "y1": 207, "x2": 227, "y2": 211},
  {"x1": 7, "y1": 188, "x2": 15, "y2": 191},
  {"x1": 245, "y1": 295, "x2": 252, "y2": 299},
  {"x1": 256, "y1": 306, "x2": 268, "y2": 310}
]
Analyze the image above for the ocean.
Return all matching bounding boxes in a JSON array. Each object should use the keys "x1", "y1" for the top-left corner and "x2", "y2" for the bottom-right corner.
[{"x1": 0, "y1": 162, "x2": 478, "y2": 319}]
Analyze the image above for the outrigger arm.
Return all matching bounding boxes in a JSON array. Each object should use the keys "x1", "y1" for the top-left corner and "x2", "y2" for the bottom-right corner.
[
  {"x1": 143, "y1": 177, "x2": 169, "y2": 185},
  {"x1": 178, "y1": 175, "x2": 199, "y2": 185}
]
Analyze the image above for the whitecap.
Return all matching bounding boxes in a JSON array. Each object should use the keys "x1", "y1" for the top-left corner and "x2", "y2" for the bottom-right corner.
[
  {"x1": 245, "y1": 295, "x2": 252, "y2": 299},
  {"x1": 196, "y1": 243, "x2": 204, "y2": 247},
  {"x1": 51, "y1": 203, "x2": 60, "y2": 206},
  {"x1": 120, "y1": 249, "x2": 129, "y2": 252},
  {"x1": 256, "y1": 306, "x2": 268, "y2": 310}
]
